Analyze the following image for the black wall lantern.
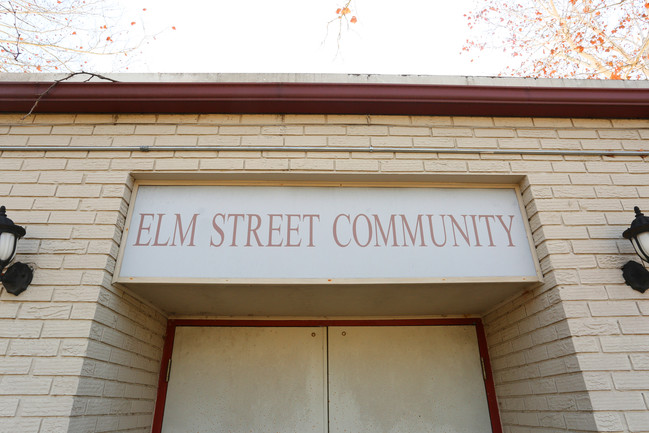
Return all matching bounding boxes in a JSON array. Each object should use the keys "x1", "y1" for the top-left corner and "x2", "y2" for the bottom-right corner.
[
  {"x1": 622, "y1": 206, "x2": 649, "y2": 293},
  {"x1": 0, "y1": 206, "x2": 33, "y2": 296}
]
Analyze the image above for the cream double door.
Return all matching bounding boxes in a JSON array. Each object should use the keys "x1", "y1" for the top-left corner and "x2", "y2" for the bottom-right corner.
[{"x1": 161, "y1": 326, "x2": 493, "y2": 433}]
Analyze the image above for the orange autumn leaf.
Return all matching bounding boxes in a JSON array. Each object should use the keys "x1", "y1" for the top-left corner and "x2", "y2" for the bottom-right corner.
[
  {"x1": 341, "y1": 7, "x2": 351, "y2": 15},
  {"x1": 350, "y1": 16, "x2": 357, "y2": 23},
  {"x1": 336, "y1": 8, "x2": 341, "y2": 14}
]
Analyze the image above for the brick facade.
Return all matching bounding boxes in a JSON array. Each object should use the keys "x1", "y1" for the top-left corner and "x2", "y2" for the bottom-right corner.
[{"x1": 1, "y1": 110, "x2": 648, "y2": 432}]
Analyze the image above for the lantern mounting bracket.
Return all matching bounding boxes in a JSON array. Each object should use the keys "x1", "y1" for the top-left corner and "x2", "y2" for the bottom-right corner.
[
  {"x1": 1, "y1": 262, "x2": 33, "y2": 296},
  {"x1": 621, "y1": 261, "x2": 649, "y2": 294}
]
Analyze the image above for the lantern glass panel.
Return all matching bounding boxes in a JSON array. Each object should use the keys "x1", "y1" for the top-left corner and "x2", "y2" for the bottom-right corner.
[
  {"x1": 0, "y1": 231, "x2": 17, "y2": 263},
  {"x1": 634, "y1": 231, "x2": 649, "y2": 263}
]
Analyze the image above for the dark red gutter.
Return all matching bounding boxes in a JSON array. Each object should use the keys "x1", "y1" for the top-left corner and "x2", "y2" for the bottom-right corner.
[{"x1": 1, "y1": 81, "x2": 648, "y2": 118}]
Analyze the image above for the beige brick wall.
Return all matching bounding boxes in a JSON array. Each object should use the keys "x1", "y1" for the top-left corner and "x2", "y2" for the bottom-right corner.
[
  {"x1": 0, "y1": 113, "x2": 648, "y2": 432},
  {"x1": 485, "y1": 165, "x2": 649, "y2": 432},
  {"x1": 0, "y1": 127, "x2": 167, "y2": 433}
]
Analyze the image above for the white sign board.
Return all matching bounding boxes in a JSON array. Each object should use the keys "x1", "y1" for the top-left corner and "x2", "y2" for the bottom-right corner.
[{"x1": 115, "y1": 184, "x2": 540, "y2": 283}]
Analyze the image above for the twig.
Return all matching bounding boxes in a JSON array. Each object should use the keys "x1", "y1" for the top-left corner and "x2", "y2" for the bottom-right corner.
[
  {"x1": 6, "y1": 0, "x2": 21, "y2": 61},
  {"x1": 323, "y1": 0, "x2": 355, "y2": 59},
  {"x1": 22, "y1": 71, "x2": 118, "y2": 120}
]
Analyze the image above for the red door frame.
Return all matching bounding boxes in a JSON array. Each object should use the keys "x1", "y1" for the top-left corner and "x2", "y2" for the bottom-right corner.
[{"x1": 151, "y1": 318, "x2": 502, "y2": 433}]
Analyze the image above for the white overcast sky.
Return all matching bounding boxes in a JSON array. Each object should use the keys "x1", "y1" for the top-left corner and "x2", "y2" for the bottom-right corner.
[{"x1": 101, "y1": 0, "x2": 509, "y2": 76}]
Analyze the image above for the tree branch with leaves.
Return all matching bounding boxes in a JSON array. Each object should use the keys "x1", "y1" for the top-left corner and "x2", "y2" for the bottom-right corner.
[
  {"x1": 0, "y1": 0, "x2": 165, "y2": 72},
  {"x1": 463, "y1": 0, "x2": 649, "y2": 79},
  {"x1": 324, "y1": 0, "x2": 358, "y2": 54}
]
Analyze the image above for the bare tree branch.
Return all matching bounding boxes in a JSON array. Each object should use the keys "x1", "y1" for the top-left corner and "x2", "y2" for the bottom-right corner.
[{"x1": 22, "y1": 71, "x2": 118, "y2": 120}]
